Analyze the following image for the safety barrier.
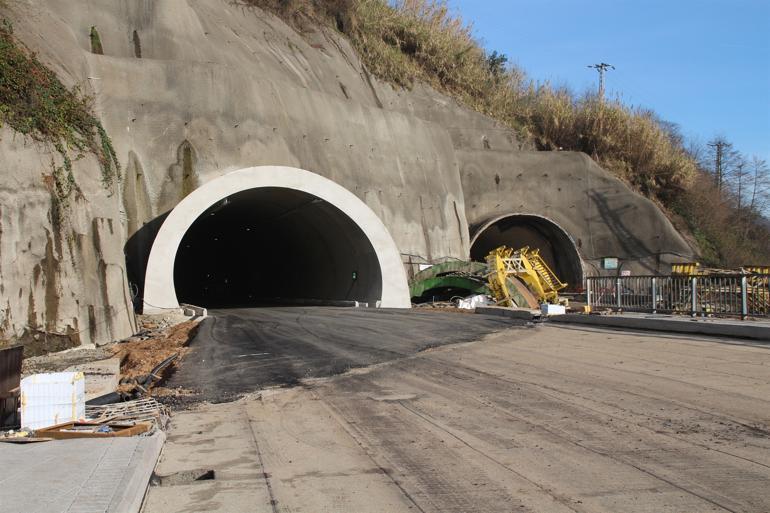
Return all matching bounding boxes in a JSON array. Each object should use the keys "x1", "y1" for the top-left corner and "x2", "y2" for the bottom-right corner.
[{"x1": 586, "y1": 274, "x2": 770, "y2": 319}]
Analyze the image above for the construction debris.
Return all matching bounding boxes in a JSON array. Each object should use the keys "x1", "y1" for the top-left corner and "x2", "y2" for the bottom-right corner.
[
  {"x1": 0, "y1": 345, "x2": 22, "y2": 429},
  {"x1": 412, "y1": 301, "x2": 477, "y2": 313},
  {"x1": 1, "y1": 315, "x2": 196, "y2": 445},
  {"x1": 35, "y1": 420, "x2": 152, "y2": 439},
  {"x1": 457, "y1": 294, "x2": 494, "y2": 310},
  {"x1": 112, "y1": 319, "x2": 200, "y2": 382},
  {"x1": 22, "y1": 346, "x2": 113, "y2": 375},
  {"x1": 1, "y1": 397, "x2": 168, "y2": 442},
  {"x1": 86, "y1": 397, "x2": 169, "y2": 430},
  {"x1": 0, "y1": 436, "x2": 52, "y2": 443},
  {"x1": 409, "y1": 245, "x2": 567, "y2": 310}
]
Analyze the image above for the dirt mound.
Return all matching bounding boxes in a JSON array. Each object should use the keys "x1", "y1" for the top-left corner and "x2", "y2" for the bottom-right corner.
[{"x1": 112, "y1": 320, "x2": 200, "y2": 380}]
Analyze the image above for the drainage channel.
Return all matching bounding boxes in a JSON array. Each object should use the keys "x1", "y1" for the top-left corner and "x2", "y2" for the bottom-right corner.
[{"x1": 150, "y1": 469, "x2": 215, "y2": 487}]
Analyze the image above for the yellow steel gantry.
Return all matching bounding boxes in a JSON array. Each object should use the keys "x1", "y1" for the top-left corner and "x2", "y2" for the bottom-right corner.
[{"x1": 486, "y1": 246, "x2": 567, "y2": 305}]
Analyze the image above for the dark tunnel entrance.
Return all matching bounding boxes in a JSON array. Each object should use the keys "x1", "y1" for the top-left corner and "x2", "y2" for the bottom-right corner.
[
  {"x1": 173, "y1": 187, "x2": 383, "y2": 308},
  {"x1": 470, "y1": 215, "x2": 583, "y2": 290}
]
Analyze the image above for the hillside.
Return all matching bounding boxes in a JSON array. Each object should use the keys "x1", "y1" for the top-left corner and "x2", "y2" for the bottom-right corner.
[{"x1": 249, "y1": 0, "x2": 769, "y2": 266}]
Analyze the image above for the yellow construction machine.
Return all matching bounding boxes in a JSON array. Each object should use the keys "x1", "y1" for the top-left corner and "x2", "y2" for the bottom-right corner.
[
  {"x1": 672, "y1": 262, "x2": 770, "y2": 314},
  {"x1": 672, "y1": 262, "x2": 770, "y2": 276},
  {"x1": 486, "y1": 246, "x2": 567, "y2": 306}
]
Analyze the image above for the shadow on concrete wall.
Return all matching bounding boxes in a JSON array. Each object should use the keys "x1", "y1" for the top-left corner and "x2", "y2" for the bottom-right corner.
[
  {"x1": 124, "y1": 213, "x2": 169, "y2": 312},
  {"x1": 587, "y1": 189, "x2": 657, "y2": 273}
]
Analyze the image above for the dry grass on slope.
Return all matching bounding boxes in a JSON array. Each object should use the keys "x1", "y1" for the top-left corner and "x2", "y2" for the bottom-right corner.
[{"x1": 241, "y1": 0, "x2": 766, "y2": 265}]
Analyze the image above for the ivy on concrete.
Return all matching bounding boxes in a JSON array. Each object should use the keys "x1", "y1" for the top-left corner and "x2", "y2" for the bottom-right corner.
[{"x1": 0, "y1": 19, "x2": 119, "y2": 208}]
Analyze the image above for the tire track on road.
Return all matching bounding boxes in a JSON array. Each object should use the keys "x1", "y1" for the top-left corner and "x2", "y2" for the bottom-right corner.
[{"x1": 404, "y1": 356, "x2": 761, "y2": 513}]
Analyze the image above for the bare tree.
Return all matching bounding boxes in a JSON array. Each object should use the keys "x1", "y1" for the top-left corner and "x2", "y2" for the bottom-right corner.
[
  {"x1": 733, "y1": 155, "x2": 748, "y2": 210},
  {"x1": 749, "y1": 156, "x2": 770, "y2": 214}
]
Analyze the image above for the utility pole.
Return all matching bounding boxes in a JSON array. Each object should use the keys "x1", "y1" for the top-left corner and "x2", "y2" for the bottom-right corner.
[
  {"x1": 588, "y1": 62, "x2": 615, "y2": 101},
  {"x1": 707, "y1": 139, "x2": 727, "y2": 193}
]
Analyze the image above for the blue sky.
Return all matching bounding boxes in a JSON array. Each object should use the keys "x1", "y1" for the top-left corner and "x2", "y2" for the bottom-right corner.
[{"x1": 449, "y1": 0, "x2": 770, "y2": 163}]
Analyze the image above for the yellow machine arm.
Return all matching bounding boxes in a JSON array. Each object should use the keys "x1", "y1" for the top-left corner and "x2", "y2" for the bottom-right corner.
[{"x1": 486, "y1": 246, "x2": 567, "y2": 305}]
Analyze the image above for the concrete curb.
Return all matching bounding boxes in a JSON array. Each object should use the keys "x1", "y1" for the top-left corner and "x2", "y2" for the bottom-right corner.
[
  {"x1": 549, "y1": 314, "x2": 770, "y2": 341},
  {"x1": 475, "y1": 306, "x2": 541, "y2": 321},
  {"x1": 179, "y1": 303, "x2": 208, "y2": 318},
  {"x1": 113, "y1": 431, "x2": 166, "y2": 513},
  {"x1": 277, "y1": 298, "x2": 364, "y2": 308}
]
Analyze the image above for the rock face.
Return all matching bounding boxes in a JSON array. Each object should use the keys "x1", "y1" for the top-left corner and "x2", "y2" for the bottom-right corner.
[{"x1": 0, "y1": 0, "x2": 694, "y2": 351}]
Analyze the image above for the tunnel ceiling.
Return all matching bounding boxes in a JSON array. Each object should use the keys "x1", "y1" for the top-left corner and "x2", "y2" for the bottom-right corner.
[
  {"x1": 470, "y1": 215, "x2": 583, "y2": 290},
  {"x1": 174, "y1": 187, "x2": 382, "y2": 308}
]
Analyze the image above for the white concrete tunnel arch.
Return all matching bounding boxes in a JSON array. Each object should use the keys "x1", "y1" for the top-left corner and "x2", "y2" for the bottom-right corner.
[{"x1": 143, "y1": 166, "x2": 411, "y2": 312}]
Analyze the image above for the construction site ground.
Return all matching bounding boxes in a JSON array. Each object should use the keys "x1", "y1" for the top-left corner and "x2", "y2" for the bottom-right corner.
[
  {"x1": 163, "y1": 307, "x2": 514, "y2": 403},
  {"x1": 143, "y1": 311, "x2": 770, "y2": 513}
]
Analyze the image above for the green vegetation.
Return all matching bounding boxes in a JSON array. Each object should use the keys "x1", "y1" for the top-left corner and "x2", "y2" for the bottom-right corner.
[
  {"x1": 0, "y1": 20, "x2": 119, "y2": 209},
  {"x1": 89, "y1": 26, "x2": 103, "y2": 55},
  {"x1": 248, "y1": 0, "x2": 769, "y2": 266}
]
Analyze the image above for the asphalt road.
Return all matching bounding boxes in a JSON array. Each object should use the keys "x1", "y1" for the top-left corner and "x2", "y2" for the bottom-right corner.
[
  {"x1": 148, "y1": 323, "x2": 770, "y2": 513},
  {"x1": 167, "y1": 307, "x2": 518, "y2": 401}
]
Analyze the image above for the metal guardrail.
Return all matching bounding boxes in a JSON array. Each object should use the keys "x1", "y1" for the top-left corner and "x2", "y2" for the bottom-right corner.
[{"x1": 586, "y1": 274, "x2": 770, "y2": 319}]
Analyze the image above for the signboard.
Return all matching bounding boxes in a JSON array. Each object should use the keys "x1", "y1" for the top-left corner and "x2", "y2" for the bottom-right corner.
[
  {"x1": 602, "y1": 257, "x2": 619, "y2": 270},
  {"x1": 621, "y1": 270, "x2": 631, "y2": 276}
]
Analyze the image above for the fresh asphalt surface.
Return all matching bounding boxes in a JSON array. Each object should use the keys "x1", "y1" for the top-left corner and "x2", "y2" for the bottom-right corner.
[{"x1": 167, "y1": 307, "x2": 520, "y2": 401}]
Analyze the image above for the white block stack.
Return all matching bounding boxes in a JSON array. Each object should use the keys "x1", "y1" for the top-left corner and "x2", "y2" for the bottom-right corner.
[{"x1": 20, "y1": 371, "x2": 86, "y2": 430}]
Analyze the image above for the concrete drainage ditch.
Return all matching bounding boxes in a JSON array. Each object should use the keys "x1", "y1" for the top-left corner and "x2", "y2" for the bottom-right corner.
[{"x1": 150, "y1": 469, "x2": 216, "y2": 487}]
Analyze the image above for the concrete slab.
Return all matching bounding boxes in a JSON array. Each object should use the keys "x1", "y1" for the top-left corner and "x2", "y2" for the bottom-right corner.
[
  {"x1": 475, "y1": 305, "x2": 541, "y2": 321},
  {"x1": 0, "y1": 432, "x2": 165, "y2": 513},
  {"x1": 550, "y1": 312, "x2": 770, "y2": 341},
  {"x1": 65, "y1": 358, "x2": 121, "y2": 401}
]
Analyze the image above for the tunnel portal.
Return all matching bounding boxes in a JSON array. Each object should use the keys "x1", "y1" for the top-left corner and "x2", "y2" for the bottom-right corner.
[
  {"x1": 470, "y1": 214, "x2": 583, "y2": 290},
  {"x1": 173, "y1": 187, "x2": 382, "y2": 308},
  {"x1": 141, "y1": 166, "x2": 411, "y2": 312}
]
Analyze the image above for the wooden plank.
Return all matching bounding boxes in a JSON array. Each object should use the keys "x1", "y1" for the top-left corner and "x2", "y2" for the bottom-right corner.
[{"x1": 35, "y1": 421, "x2": 152, "y2": 439}]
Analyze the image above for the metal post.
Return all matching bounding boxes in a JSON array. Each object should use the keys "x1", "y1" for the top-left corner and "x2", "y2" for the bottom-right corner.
[
  {"x1": 741, "y1": 276, "x2": 748, "y2": 320},
  {"x1": 691, "y1": 277, "x2": 698, "y2": 317},
  {"x1": 616, "y1": 277, "x2": 622, "y2": 309},
  {"x1": 587, "y1": 278, "x2": 592, "y2": 309},
  {"x1": 651, "y1": 277, "x2": 657, "y2": 314}
]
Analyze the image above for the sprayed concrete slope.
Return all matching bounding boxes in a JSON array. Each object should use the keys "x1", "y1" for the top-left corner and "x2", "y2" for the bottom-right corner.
[{"x1": 0, "y1": 0, "x2": 694, "y2": 349}]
